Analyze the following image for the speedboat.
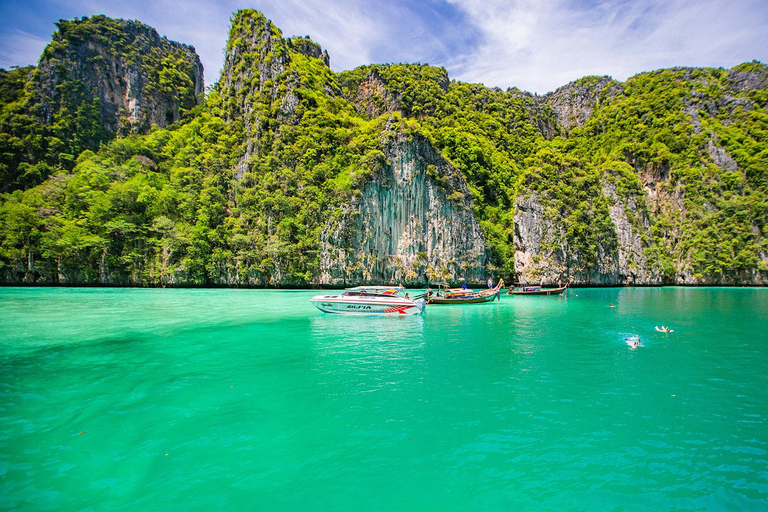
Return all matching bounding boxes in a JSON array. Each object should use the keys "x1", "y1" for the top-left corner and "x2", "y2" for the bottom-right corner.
[{"x1": 310, "y1": 286, "x2": 426, "y2": 316}]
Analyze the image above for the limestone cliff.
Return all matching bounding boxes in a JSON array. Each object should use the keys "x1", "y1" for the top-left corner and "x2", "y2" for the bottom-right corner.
[
  {"x1": 219, "y1": 10, "x2": 337, "y2": 179},
  {"x1": 633, "y1": 66, "x2": 768, "y2": 285},
  {"x1": 513, "y1": 186, "x2": 661, "y2": 286},
  {"x1": 215, "y1": 11, "x2": 488, "y2": 287},
  {"x1": 319, "y1": 131, "x2": 488, "y2": 285},
  {"x1": 34, "y1": 15, "x2": 203, "y2": 136},
  {"x1": 220, "y1": 11, "x2": 290, "y2": 123},
  {"x1": 725, "y1": 62, "x2": 768, "y2": 93}
]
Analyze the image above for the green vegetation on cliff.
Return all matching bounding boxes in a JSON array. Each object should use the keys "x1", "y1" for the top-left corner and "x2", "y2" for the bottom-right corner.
[
  {"x1": 0, "y1": 15, "x2": 202, "y2": 194},
  {"x1": 0, "y1": 10, "x2": 766, "y2": 286},
  {"x1": 571, "y1": 67, "x2": 768, "y2": 280}
]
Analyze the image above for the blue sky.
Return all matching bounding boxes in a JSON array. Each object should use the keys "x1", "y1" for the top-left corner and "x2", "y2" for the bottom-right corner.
[{"x1": 0, "y1": 0, "x2": 766, "y2": 94}]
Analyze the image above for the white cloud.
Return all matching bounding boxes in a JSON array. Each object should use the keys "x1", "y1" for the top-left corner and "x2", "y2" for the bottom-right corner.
[{"x1": 445, "y1": 0, "x2": 768, "y2": 93}]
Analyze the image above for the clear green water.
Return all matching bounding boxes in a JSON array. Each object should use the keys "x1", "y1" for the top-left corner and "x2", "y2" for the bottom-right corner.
[{"x1": 1, "y1": 287, "x2": 767, "y2": 511}]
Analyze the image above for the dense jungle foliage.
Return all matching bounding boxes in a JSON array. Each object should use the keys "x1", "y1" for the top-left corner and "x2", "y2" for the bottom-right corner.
[{"x1": 0, "y1": 10, "x2": 766, "y2": 286}]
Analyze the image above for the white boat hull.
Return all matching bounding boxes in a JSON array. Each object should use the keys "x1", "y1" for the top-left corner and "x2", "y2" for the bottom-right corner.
[{"x1": 310, "y1": 295, "x2": 425, "y2": 316}]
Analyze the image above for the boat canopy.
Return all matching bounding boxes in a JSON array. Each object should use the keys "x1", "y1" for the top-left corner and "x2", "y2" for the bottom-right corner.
[
  {"x1": 429, "y1": 282, "x2": 467, "y2": 289},
  {"x1": 344, "y1": 285, "x2": 404, "y2": 295}
]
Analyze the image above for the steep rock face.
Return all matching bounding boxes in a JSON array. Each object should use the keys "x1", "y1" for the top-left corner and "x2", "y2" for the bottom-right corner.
[
  {"x1": 35, "y1": 15, "x2": 203, "y2": 136},
  {"x1": 706, "y1": 139, "x2": 738, "y2": 172},
  {"x1": 686, "y1": 66, "x2": 758, "y2": 124},
  {"x1": 513, "y1": 194, "x2": 563, "y2": 284},
  {"x1": 319, "y1": 132, "x2": 488, "y2": 285},
  {"x1": 601, "y1": 182, "x2": 662, "y2": 284},
  {"x1": 513, "y1": 186, "x2": 661, "y2": 285},
  {"x1": 220, "y1": 11, "x2": 334, "y2": 124},
  {"x1": 220, "y1": 11, "x2": 289, "y2": 122},
  {"x1": 220, "y1": 10, "x2": 334, "y2": 179},
  {"x1": 545, "y1": 76, "x2": 622, "y2": 131},
  {"x1": 632, "y1": 67, "x2": 767, "y2": 285},
  {"x1": 220, "y1": 10, "x2": 291, "y2": 180},
  {"x1": 638, "y1": 161, "x2": 768, "y2": 286}
]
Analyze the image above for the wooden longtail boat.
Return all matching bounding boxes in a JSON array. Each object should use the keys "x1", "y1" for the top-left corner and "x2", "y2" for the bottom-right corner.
[
  {"x1": 427, "y1": 280, "x2": 504, "y2": 305},
  {"x1": 507, "y1": 284, "x2": 568, "y2": 296}
]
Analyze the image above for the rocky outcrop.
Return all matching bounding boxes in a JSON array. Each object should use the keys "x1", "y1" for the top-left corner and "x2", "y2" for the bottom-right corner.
[
  {"x1": 726, "y1": 63, "x2": 768, "y2": 93},
  {"x1": 350, "y1": 70, "x2": 403, "y2": 118},
  {"x1": 319, "y1": 131, "x2": 488, "y2": 285},
  {"x1": 544, "y1": 76, "x2": 622, "y2": 131},
  {"x1": 219, "y1": 12, "x2": 488, "y2": 287},
  {"x1": 706, "y1": 139, "x2": 738, "y2": 172},
  {"x1": 344, "y1": 64, "x2": 450, "y2": 119},
  {"x1": 287, "y1": 36, "x2": 330, "y2": 67},
  {"x1": 220, "y1": 11, "x2": 333, "y2": 122},
  {"x1": 513, "y1": 194, "x2": 564, "y2": 284},
  {"x1": 34, "y1": 15, "x2": 203, "y2": 136},
  {"x1": 220, "y1": 11, "x2": 292, "y2": 180}
]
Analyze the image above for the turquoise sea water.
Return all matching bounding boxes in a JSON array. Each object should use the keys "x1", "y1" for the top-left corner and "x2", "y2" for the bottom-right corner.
[{"x1": 1, "y1": 287, "x2": 767, "y2": 511}]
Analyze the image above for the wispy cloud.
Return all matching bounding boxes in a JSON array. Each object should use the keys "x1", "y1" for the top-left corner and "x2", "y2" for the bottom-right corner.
[
  {"x1": 0, "y1": 0, "x2": 766, "y2": 94},
  {"x1": 0, "y1": 30, "x2": 49, "y2": 69},
  {"x1": 260, "y1": 0, "x2": 480, "y2": 72},
  {"x1": 264, "y1": 1, "x2": 378, "y2": 70}
]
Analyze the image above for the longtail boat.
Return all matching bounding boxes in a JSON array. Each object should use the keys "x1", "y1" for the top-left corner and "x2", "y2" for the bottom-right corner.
[
  {"x1": 427, "y1": 280, "x2": 504, "y2": 305},
  {"x1": 507, "y1": 283, "x2": 568, "y2": 296}
]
